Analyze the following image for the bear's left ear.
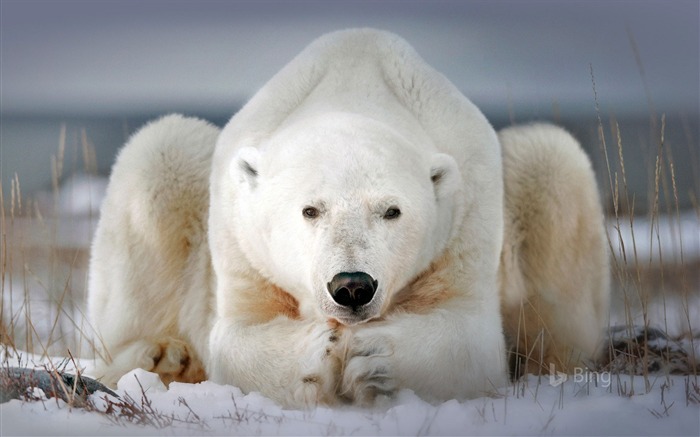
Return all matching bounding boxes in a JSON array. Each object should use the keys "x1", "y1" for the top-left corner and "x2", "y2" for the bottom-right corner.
[
  {"x1": 430, "y1": 153, "x2": 461, "y2": 200},
  {"x1": 231, "y1": 146, "x2": 261, "y2": 189}
]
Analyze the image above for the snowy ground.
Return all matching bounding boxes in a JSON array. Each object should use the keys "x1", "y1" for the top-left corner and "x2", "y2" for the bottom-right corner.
[
  {"x1": 1, "y1": 361, "x2": 699, "y2": 436},
  {"x1": 2, "y1": 176, "x2": 699, "y2": 436}
]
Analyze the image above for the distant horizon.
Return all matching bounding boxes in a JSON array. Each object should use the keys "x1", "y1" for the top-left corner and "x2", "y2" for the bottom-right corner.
[
  {"x1": 2, "y1": 1, "x2": 698, "y2": 118},
  {"x1": 2, "y1": 111, "x2": 697, "y2": 214}
]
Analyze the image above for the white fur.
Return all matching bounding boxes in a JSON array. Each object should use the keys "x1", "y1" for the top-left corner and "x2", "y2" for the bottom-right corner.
[
  {"x1": 88, "y1": 29, "x2": 609, "y2": 407},
  {"x1": 499, "y1": 123, "x2": 610, "y2": 374}
]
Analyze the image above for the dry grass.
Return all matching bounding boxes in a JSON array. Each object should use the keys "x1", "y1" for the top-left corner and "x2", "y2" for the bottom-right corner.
[
  {"x1": 1, "y1": 125, "x2": 101, "y2": 362},
  {"x1": 590, "y1": 62, "x2": 698, "y2": 386}
]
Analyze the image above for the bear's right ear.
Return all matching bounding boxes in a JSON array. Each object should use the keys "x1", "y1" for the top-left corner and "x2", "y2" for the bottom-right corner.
[
  {"x1": 231, "y1": 146, "x2": 260, "y2": 189},
  {"x1": 430, "y1": 153, "x2": 461, "y2": 201}
]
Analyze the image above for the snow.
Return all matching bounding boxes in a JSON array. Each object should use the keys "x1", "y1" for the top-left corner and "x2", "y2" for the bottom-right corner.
[
  {"x1": 2, "y1": 360, "x2": 699, "y2": 436},
  {"x1": 607, "y1": 211, "x2": 700, "y2": 266},
  {"x1": 2, "y1": 175, "x2": 699, "y2": 436},
  {"x1": 34, "y1": 173, "x2": 109, "y2": 218}
]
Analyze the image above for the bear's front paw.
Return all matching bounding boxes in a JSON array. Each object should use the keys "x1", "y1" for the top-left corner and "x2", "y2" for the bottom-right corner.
[
  {"x1": 340, "y1": 330, "x2": 397, "y2": 406},
  {"x1": 290, "y1": 322, "x2": 347, "y2": 407}
]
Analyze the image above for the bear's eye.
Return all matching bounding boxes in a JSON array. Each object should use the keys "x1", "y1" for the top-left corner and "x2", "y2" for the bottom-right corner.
[
  {"x1": 383, "y1": 207, "x2": 401, "y2": 220},
  {"x1": 302, "y1": 206, "x2": 320, "y2": 219}
]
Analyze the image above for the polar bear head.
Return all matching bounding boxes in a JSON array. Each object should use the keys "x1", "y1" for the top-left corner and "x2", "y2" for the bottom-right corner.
[{"x1": 230, "y1": 112, "x2": 462, "y2": 325}]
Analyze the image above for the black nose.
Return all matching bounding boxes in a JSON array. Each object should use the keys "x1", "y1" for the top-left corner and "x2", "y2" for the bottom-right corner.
[{"x1": 327, "y1": 272, "x2": 378, "y2": 308}]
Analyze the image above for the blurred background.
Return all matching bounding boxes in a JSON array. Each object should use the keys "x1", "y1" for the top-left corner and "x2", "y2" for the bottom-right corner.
[
  {"x1": 2, "y1": 0, "x2": 698, "y2": 213},
  {"x1": 1, "y1": 0, "x2": 699, "y2": 358}
]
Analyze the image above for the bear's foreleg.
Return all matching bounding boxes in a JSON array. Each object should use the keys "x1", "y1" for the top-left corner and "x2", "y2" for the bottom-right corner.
[
  {"x1": 208, "y1": 316, "x2": 348, "y2": 408},
  {"x1": 341, "y1": 297, "x2": 508, "y2": 404}
]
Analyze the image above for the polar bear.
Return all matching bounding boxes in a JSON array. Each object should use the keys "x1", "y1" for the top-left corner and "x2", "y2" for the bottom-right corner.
[{"x1": 88, "y1": 29, "x2": 609, "y2": 407}]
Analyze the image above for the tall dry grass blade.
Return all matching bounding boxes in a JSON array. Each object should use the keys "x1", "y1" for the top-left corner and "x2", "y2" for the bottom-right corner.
[
  {"x1": 679, "y1": 114, "x2": 700, "y2": 201},
  {"x1": 81, "y1": 128, "x2": 98, "y2": 175},
  {"x1": 613, "y1": 122, "x2": 641, "y2": 337},
  {"x1": 7, "y1": 175, "x2": 25, "y2": 350},
  {"x1": 0, "y1": 180, "x2": 13, "y2": 352},
  {"x1": 590, "y1": 65, "x2": 615, "y2": 203},
  {"x1": 626, "y1": 27, "x2": 657, "y2": 127},
  {"x1": 669, "y1": 157, "x2": 698, "y2": 377}
]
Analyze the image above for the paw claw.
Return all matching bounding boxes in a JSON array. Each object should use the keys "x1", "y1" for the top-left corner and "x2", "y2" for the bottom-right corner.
[
  {"x1": 288, "y1": 325, "x2": 348, "y2": 406},
  {"x1": 340, "y1": 331, "x2": 396, "y2": 405}
]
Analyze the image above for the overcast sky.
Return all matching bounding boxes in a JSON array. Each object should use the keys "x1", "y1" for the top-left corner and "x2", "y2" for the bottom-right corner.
[{"x1": 1, "y1": 0, "x2": 698, "y2": 119}]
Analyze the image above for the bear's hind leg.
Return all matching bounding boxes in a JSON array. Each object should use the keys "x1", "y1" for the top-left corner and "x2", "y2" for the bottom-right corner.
[
  {"x1": 499, "y1": 124, "x2": 610, "y2": 376},
  {"x1": 88, "y1": 115, "x2": 219, "y2": 387}
]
